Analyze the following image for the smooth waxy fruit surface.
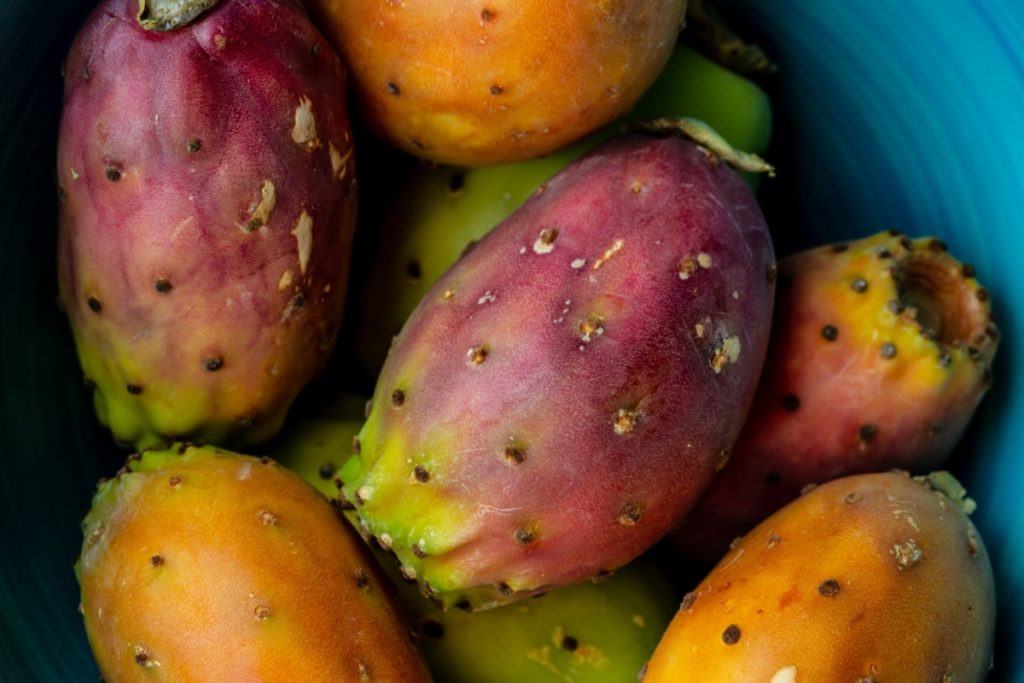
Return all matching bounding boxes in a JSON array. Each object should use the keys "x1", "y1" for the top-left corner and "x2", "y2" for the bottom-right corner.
[
  {"x1": 342, "y1": 133, "x2": 775, "y2": 609},
  {"x1": 644, "y1": 472, "x2": 996, "y2": 682},
  {"x1": 57, "y1": 0, "x2": 357, "y2": 450},
  {"x1": 306, "y1": 0, "x2": 686, "y2": 165},
  {"x1": 77, "y1": 445, "x2": 432, "y2": 683}
]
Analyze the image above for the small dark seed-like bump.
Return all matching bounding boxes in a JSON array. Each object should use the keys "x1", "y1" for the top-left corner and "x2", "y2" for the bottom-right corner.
[
  {"x1": 818, "y1": 578, "x2": 841, "y2": 597},
  {"x1": 514, "y1": 528, "x2": 535, "y2": 545},
  {"x1": 881, "y1": 342, "x2": 897, "y2": 359},
  {"x1": 782, "y1": 394, "x2": 800, "y2": 412},
  {"x1": 169, "y1": 475, "x2": 183, "y2": 487},
  {"x1": 420, "y1": 618, "x2": 444, "y2": 639},
  {"x1": 412, "y1": 543, "x2": 426, "y2": 558},
  {"x1": 354, "y1": 568, "x2": 370, "y2": 591},
  {"x1": 254, "y1": 605, "x2": 270, "y2": 621},
  {"x1": 851, "y1": 278, "x2": 869, "y2": 293},
  {"x1": 938, "y1": 351, "x2": 952, "y2": 368},
  {"x1": 203, "y1": 357, "x2": 223, "y2": 372},
  {"x1": 489, "y1": 84, "x2": 504, "y2": 95},
  {"x1": 126, "y1": 383, "x2": 143, "y2": 395},
  {"x1": 186, "y1": 138, "x2": 202, "y2": 153},
  {"x1": 561, "y1": 635, "x2": 579, "y2": 651},
  {"x1": 259, "y1": 456, "x2": 273, "y2": 465},
  {"x1": 821, "y1": 324, "x2": 839, "y2": 341},
  {"x1": 414, "y1": 465, "x2": 430, "y2": 483},
  {"x1": 976, "y1": 288, "x2": 990, "y2": 303},
  {"x1": 831, "y1": 243, "x2": 849, "y2": 253},
  {"x1": 318, "y1": 463, "x2": 336, "y2": 480},
  {"x1": 877, "y1": 248, "x2": 892, "y2": 259},
  {"x1": 496, "y1": 582, "x2": 513, "y2": 596},
  {"x1": 844, "y1": 491, "x2": 862, "y2": 504},
  {"x1": 87, "y1": 296, "x2": 102, "y2": 313},
  {"x1": 504, "y1": 445, "x2": 524, "y2": 464},
  {"x1": 352, "y1": 435, "x2": 362, "y2": 454},
  {"x1": 291, "y1": 293, "x2": 306, "y2": 309},
  {"x1": 766, "y1": 533, "x2": 781, "y2": 548},
  {"x1": 967, "y1": 346, "x2": 982, "y2": 361},
  {"x1": 722, "y1": 624, "x2": 741, "y2": 645},
  {"x1": 154, "y1": 278, "x2": 172, "y2": 293},
  {"x1": 765, "y1": 471, "x2": 782, "y2": 486},
  {"x1": 899, "y1": 236, "x2": 913, "y2": 251},
  {"x1": 149, "y1": 554, "x2": 164, "y2": 567},
  {"x1": 962, "y1": 263, "x2": 976, "y2": 278},
  {"x1": 386, "y1": 81, "x2": 400, "y2": 95},
  {"x1": 618, "y1": 502, "x2": 642, "y2": 526},
  {"x1": 679, "y1": 592, "x2": 697, "y2": 611},
  {"x1": 391, "y1": 389, "x2": 405, "y2": 406},
  {"x1": 405, "y1": 260, "x2": 422, "y2": 280},
  {"x1": 447, "y1": 172, "x2": 465, "y2": 193},
  {"x1": 105, "y1": 167, "x2": 121, "y2": 182},
  {"x1": 859, "y1": 424, "x2": 878, "y2": 442},
  {"x1": 481, "y1": 7, "x2": 495, "y2": 21},
  {"x1": 455, "y1": 599, "x2": 473, "y2": 611},
  {"x1": 930, "y1": 238, "x2": 948, "y2": 252}
]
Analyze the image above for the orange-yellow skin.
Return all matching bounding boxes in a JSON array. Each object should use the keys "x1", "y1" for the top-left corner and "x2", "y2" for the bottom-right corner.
[
  {"x1": 77, "y1": 446, "x2": 432, "y2": 683},
  {"x1": 644, "y1": 472, "x2": 995, "y2": 682},
  {"x1": 307, "y1": 0, "x2": 686, "y2": 165}
]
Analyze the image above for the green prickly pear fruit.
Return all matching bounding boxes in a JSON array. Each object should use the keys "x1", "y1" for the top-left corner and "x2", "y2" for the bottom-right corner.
[
  {"x1": 352, "y1": 45, "x2": 773, "y2": 377},
  {"x1": 77, "y1": 444, "x2": 432, "y2": 682}
]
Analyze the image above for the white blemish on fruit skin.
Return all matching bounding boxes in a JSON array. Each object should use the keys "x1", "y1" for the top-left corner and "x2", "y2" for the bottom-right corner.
[
  {"x1": 571, "y1": 258, "x2": 586, "y2": 269},
  {"x1": 70, "y1": 167, "x2": 79, "y2": 180},
  {"x1": 237, "y1": 462, "x2": 252, "y2": 481},
  {"x1": 291, "y1": 211, "x2": 313, "y2": 275},
  {"x1": 478, "y1": 291, "x2": 497, "y2": 305},
  {"x1": 329, "y1": 142, "x2": 353, "y2": 179},
  {"x1": 592, "y1": 239, "x2": 624, "y2": 270},
  {"x1": 357, "y1": 485, "x2": 373, "y2": 502},
  {"x1": 697, "y1": 252, "x2": 713, "y2": 269},
  {"x1": 245, "y1": 180, "x2": 276, "y2": 233},
  {"x1": 278, "y1": 270, "x2": 293, "y2": 291},
  {"x1": 711, "y1": 334, "x2": 742, "y2": 374},
  {"x1": 292, "y1": 97, "x2": 321, "y2": 149},
  {"x1": 771, "y1": 665, "x2": 797, "y2": 683}
]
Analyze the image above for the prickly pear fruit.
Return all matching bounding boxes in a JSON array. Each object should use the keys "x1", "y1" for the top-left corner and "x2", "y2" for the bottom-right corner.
[
  {"x1": 77, "y1": 444, "x2": 432, "y2": 682},
  {"x1": 403, "y1": 558, "x2": 675, "y2": 683},
  {"x1": 672, "y1": 231, "x2": 999, "y2": 562},
  {"x1": 305, "y1": 0, "x2": 686, "y2": 165},
  {"x1": 643, "y1": 471, "x2": 996, "y2": 682},
  {"x1": 341, "y1": 132, "x2": 775, "y2": 609},
  {"x1": 352, "y1": 45, "x2": 774, "y2": 377},
  {"x1": 57, "y1": 0, "x2": 357, "y2": 450},
  {"x1": 272, "y1": 405, "x2": 676, "y2": 683}
]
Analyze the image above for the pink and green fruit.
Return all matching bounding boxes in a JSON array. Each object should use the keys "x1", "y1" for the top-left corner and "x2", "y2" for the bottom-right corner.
[
  {"x1": 57, "y1": 0, "x2": 358, "y2": 450},
  {"x1": 272, "y1": 406, "x2": 676, "y2": 683},
  {"x1": 672, "y1": 231, "x2": 999, "y2": 562},
  {"x1": 643, "y1": 471, "x2": 996, "y2": 682},
  {"x1": 77, "y1": 444, "x2": 432, "y2": 682},
  {"x1": 354, "y1": 44, "x2": 774, "y2": 376},
  {"x1": 306, "y1": 0, "x2": 687, "y2": 165},
  {"x1": 341, "y1": 133, "x2": 775, "y2": 609}
]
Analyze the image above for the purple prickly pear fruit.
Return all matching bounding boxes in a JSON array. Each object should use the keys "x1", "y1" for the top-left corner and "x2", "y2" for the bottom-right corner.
[
  {"x1": 77, "y1": 445, "x2": 433, "y2": 682},
  {"x1": 671, "y1": 231, "x2": 999, "y2": 563},
  {"x1": 57, "y1": 0, "x2": 357, "y2": 450},
  {"x1": 340, "y1": 132, "x2": 775, "y2": 609}
]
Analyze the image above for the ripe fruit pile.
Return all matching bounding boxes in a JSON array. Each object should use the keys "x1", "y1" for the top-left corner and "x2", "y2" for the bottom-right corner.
[{"x1": 61, "y1": 1, "x2": 1001, "y2": 681}]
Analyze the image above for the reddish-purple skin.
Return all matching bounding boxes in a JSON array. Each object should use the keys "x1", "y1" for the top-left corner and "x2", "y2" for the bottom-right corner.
[
  {"x1": 57, "y1": 0, "x2": 357, "y2": 448},
  {"x1": 346, "y1": 134, "x2": 775, "y2": 608}
]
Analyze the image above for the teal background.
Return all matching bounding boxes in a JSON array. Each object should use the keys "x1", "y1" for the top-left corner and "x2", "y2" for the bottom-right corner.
[{"x1": 1, "y1": 0, "x2": 1022, "y2": 680}]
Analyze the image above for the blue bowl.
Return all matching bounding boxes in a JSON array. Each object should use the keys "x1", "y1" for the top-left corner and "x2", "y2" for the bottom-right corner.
[{"x1": 1, "y1": 0, "x2": 1021, "y2": 680}]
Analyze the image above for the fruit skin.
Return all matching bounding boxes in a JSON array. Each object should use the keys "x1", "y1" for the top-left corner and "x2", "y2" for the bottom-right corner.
[
  {"x1": 643, "y1": 471, "x2": 996, "y2": 682},
  {"x1": 305, "y1": 0, "x2": 686, "y2": 165},
  {"x1": 672, "y1": 231, "x2": 999, "y2": 562},
  {"x1": 352, "y1": 45, "x2": 774, "y2": 377},
  {"x1": 77, "y1": 444, "x2": 432, "y2": 683},
  {"x1": 405, "y1": 559, "x2": 675, "y2": 683},
  {"x1": 342, "y1": 133, "x2": 775, "y2": 609},
  {"x1": 57, "y1": 0, "x2": 357, "y2": 450},
  {"x1": 272, "y1": 398, "x2": 676, "y2": 683}
]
